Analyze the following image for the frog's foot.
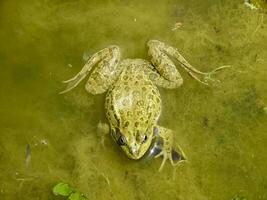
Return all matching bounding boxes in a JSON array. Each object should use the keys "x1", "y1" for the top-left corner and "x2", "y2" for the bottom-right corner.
[
  {"x1": 155, "y1": 146, "x2": 186, "y2": 172},
  {"x1": 202, "y1": 65, "x2": 232, "y2": 86},
  {"x1": 60, "y1": 45, "x2": 121, "y2": 95},
  {"x1": 147, "y1": 39, "x2": 231, "y2": 87},
  {"x1": 153, "y1": 126, "x2": 186, "y2": 171},
  {"x1": 97, "y1": 122, "x2": 110, "y2": 147}
]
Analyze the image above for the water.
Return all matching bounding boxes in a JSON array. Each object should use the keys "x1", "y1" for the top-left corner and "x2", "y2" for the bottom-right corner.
[{"x1": 0, "y1": 0, "x2": 267, "y2": 199}]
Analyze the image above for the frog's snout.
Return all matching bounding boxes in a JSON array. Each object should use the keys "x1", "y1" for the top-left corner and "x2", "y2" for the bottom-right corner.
[
  {"x1": 130, "y1": 145, "x2": 138, "y2": 154},
  {"x1": 129, "y1": 146, "x2": 139, "y2": 158},
  {"x1": 128, "y1": 144, "x2": 142, "y2": 159}
]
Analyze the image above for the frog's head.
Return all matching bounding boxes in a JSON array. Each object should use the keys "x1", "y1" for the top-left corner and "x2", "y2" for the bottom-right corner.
[{"x1": 111, "y1": 126, "x2": 154, "y2": 159}]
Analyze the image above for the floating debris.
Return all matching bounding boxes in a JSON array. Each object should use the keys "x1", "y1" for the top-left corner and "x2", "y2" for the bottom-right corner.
[
  {"x1": 171, "y1": 22, "x2": 183, "y2": 31},
  {"x1": 25, "y1": 144, "x2": 31, "y2": 169},
  {"x1": 40, "y1": 139, "x2": 48, "y2": 145},
  {"x1": 244, "y1": 0, "x2": 258, "y2": 10},
  {"x1": 13, "y1": 171, "x2": 38, "y2": 181},
  {"x1": 244, "y1": 0, "x2": 267, "y2": 11},
  {"x1": 231, "y1": 194, "x2": 247, "y2": 200},
  {"x1": 264, "y1": 106, "x2": 267, "y2": 114},
  {"x1": 68, "y1": 64, "x2": 73, "y2": 68},
  {"x1": 203, "y1": 116, "x2": 209, "y2": 127}
]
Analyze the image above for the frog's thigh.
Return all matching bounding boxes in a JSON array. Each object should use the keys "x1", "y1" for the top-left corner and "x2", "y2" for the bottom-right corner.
[
  {"x1": 144, "y1": 64, "x2": 183, "y2": 89},
  {"x1": 147, "y1": 42, "x2": 183, "y2": 88},
  {"x1": 85, "y1": 47, "x2": 121, "y2": 94}
]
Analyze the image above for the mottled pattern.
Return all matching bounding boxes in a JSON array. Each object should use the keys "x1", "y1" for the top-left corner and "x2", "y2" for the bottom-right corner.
[
  {"x1": 61, "y1": 40, "x2": 227, "y2": 171},
  {"x1": 104, "y1": 59, "x2": 162, "y2": 161}
]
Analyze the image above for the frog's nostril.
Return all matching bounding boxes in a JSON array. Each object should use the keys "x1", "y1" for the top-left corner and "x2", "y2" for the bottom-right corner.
[
  {"x1": 130, "y1": 143, "x2": 140, "y2": 156},
  {"x1": 131, "y1": 146, "x2": 138, "y2": 154}
]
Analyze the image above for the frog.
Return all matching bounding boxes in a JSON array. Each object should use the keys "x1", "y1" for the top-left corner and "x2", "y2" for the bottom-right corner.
[{"x1": 60, "y1": 40, "x2": 229, "y2": 171}]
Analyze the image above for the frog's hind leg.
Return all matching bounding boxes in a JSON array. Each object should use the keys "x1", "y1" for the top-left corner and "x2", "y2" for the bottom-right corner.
[
  {"x1": 147, "y1": 40, "x2": 230, "y2": 87},
  {"x1": 60, "y1": 45, "x2": 121, "y2": 94}
]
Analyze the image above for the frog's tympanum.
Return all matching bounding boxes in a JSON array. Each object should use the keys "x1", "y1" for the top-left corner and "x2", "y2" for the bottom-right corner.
[{"x1": 61, "y1": 40, "x2": 228, "y2": 171}]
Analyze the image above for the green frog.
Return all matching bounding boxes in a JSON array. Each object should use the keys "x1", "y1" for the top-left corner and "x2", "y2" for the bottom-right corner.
[{"x1": 60, "y1": 40, "x2": 228, "y2": 171}]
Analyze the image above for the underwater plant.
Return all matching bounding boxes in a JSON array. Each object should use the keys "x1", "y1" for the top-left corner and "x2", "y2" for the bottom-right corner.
[{"x1": 52, "y1": 182, "x2": 87, "y2": 200}]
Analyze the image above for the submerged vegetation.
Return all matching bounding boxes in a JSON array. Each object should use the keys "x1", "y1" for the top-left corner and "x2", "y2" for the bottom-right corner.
[
  {"x1": 244, "y1": 0, "x2": 267, "y2": 11},
  {"x1": 53, "y1": 182, "x2": 87, "y2": 200}
]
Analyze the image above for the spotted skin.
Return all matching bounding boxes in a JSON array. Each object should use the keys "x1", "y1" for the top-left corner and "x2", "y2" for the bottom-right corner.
[{"x1": 61, "y1": 40, "x2": 228, "y2": 171}]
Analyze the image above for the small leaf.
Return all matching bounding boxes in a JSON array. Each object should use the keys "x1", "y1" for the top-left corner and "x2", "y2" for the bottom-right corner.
[
  {"x1": 68, "y1": 192, "x2": 81, "y2": 200},
  {"x1": 53, "y1": 182, "x2": 74, "y2": 197},
  {"x1": 69, "y1": 192, "x2": 87, "y2": 200}
]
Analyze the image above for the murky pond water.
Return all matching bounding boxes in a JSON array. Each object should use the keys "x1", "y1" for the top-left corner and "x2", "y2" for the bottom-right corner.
[{"x1": 0, "y1": 0, "x2": 267, "y2": 199}]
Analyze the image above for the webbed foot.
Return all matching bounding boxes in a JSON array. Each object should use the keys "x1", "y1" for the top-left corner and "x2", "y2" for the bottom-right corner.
[
  {"x1": 147, "y1": 39, "x2": 231, "y2": 87},
  {"x1": 153, "y1": 126, "x2": 186, "y2": 171}
]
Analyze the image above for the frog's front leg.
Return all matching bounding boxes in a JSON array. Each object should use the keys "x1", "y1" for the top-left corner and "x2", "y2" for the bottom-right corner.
[
  {"x1": 147, "y1": 40, "x2": 230, "y2": 87},
  {"x1": 97, "y1": 122, "x2": 110, "y2": 147},
  {"x1": 60, "y1": 45, "x2": 122, "y2": 94},
  {"x1": 153, "y1": 126, "x2": 186, "y2": 171}
]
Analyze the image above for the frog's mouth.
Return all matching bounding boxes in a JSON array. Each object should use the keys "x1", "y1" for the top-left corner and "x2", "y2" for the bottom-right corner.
[{"x1": 127, "y1": 146, "x2": 144, "y2": 160}]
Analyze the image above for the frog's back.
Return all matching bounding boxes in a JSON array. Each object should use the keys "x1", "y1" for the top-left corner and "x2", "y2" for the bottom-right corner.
[{"x1": 105, "y1": 59, "x2": 162, "y2": 127}]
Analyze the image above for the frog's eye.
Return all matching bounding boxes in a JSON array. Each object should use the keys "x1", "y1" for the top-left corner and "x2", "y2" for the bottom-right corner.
[
  {"x1": 142, "y1": 135, "x2": 148, "y2": 144},
  {"x1": 117, "y1": 135, "x2": 127, "y2": 146}
]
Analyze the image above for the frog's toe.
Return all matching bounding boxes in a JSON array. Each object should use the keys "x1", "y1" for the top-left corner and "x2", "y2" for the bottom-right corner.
[
  {"x1": 155, "y1": 148, "x2": 186, "y2": 171},
  {"x1": 154, "y1": 150, "x2": 163, "y2": 158},
  {"x1": 155, "y1": 150, "x2": 174, "y2": 171}
]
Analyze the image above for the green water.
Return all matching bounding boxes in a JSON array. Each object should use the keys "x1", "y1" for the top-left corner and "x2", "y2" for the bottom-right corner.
[{"x1": 0, "y1": 0, "x2": 267, "y2": 199}]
